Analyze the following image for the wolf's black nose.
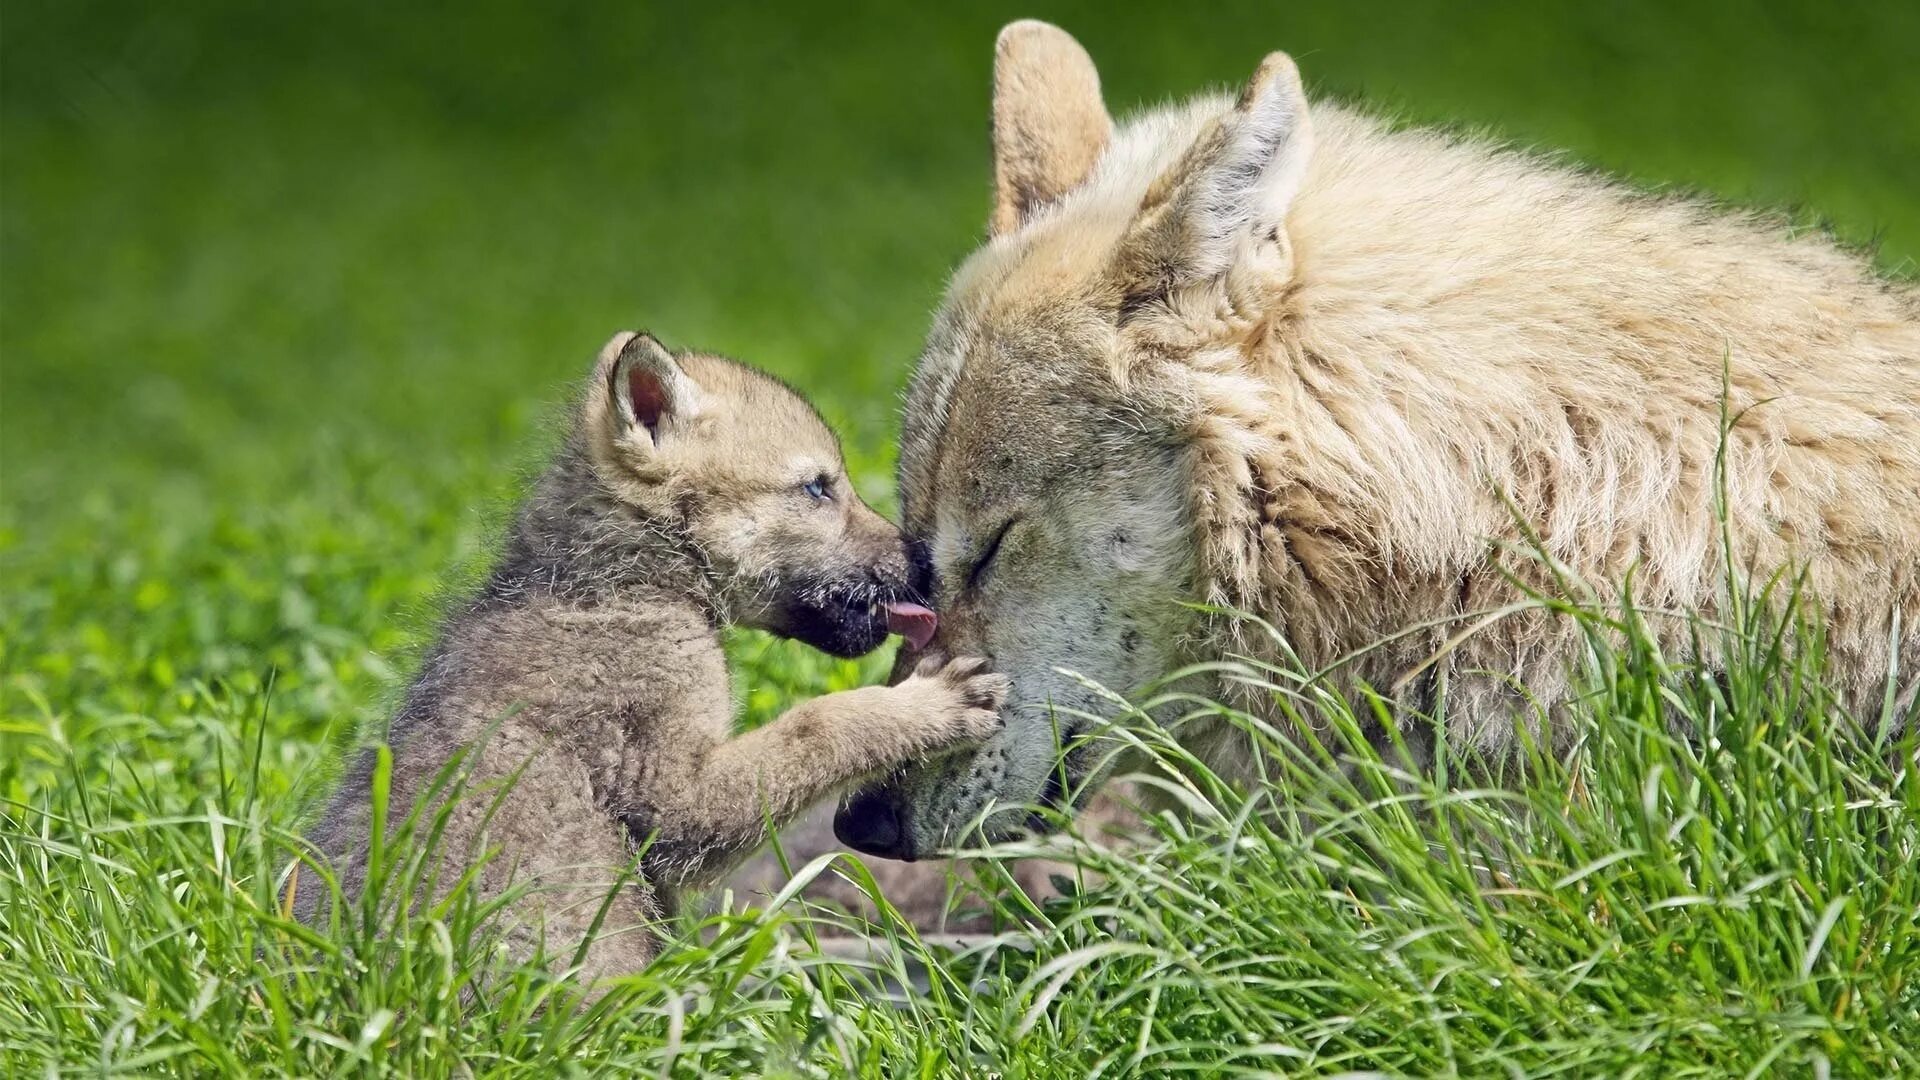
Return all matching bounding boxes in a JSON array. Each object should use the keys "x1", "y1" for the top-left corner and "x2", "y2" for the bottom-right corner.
[{"x1": 834, "y1": 789, "x2": 913, "y2": 861}]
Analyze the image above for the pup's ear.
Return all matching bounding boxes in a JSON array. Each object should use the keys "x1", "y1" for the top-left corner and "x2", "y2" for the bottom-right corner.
[
  {"x1": 1118, "y1": 52, "x2": 1314, "y2": 291},
  {"x1": 990, "y1": 20, "x2": 1112, "y2": 236},
  {"x1": 586, "y1": 331, "x2": 700, "y2": 457}
]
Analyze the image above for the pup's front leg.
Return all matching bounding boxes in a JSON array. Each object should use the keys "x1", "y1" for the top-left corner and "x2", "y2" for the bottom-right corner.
[{"x1": 640, "y1": 656, "x2": 1007, "y2": 885}]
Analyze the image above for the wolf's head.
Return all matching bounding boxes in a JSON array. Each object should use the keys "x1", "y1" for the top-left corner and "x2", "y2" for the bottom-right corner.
[
  {"x1": 569, "y1": 331, "x2": 928, "y2": 658},
  {"x1": 834, "y1": 22, "x2": 1318, "y2": 858}
]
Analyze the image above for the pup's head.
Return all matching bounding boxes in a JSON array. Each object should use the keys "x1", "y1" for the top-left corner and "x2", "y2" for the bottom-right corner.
[
  {"x1": 835, "y1": 23, "x2": 1316, "y2": 857},
  {"x1": 579, "y1": 331, "x2": 932, "y2": 657}
]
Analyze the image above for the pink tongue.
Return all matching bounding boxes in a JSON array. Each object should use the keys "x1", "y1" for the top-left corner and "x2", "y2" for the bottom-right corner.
[{"x1": 882, "y1": 601, "x2": 939, "y2": 651}]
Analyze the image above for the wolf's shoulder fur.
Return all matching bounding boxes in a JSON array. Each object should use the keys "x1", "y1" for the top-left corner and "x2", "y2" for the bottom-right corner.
[{"x1": 1214, "y1": 101, "x2": 1916, "y2": 735}]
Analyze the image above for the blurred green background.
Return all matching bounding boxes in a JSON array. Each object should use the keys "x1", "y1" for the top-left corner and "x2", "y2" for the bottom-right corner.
[{"x1": 2, "y1": 1, "x2": 1916, "y2": 798}]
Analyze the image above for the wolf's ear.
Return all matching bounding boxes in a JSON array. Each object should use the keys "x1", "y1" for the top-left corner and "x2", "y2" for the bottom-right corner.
[
  {"x1": 990, "y1": 20, "x2": 1112, "y2": 236},
  {"x1": 1120, "y1": 52, "x2": 1314, "y2": 290},
  {"x1": 587, "y1": 331, "x2": 700, "y2": 455}
]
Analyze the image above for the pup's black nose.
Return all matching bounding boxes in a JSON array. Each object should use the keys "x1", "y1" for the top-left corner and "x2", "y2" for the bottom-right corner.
[{"x1": 834, "y1": 789, "x2": 914, "y2": 861}]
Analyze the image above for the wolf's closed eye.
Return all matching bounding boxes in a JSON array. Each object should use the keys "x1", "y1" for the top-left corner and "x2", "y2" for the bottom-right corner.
[{"x1": 967, "y1": 518, "x2": 1016, "y2": 590}]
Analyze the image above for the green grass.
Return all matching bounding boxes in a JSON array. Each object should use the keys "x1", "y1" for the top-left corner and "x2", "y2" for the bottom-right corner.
[
  {"x1": 4, "y1": 1, "x2": 1918, "y2": 1074},
  {"x1": 4, "y1": 556, "x2": 1916, "y2": 1074}
]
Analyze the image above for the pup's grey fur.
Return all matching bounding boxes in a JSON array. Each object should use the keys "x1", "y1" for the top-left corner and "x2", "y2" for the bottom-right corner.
[{"x1": 300, "y1": 332, "x2": 1005, "y2": 983}]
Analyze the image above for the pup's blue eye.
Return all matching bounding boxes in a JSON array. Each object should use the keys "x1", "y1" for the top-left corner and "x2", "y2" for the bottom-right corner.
[{"x1": 802, "y1": 475, "x2": 832, "y2": 501}]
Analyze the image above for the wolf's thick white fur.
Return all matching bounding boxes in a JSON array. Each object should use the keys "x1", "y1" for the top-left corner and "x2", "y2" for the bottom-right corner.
[{"x1": 837, "y1": 22, "x2": 1920, "y2": 858}]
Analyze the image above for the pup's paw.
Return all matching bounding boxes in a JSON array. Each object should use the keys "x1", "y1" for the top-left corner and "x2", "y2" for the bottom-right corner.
[{"x1": 900, "y1": 654, "x2": 1009, "y2": 744}]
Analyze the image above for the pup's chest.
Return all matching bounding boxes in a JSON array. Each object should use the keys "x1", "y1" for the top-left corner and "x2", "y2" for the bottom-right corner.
[
  {"x1": 525, "y1": 607, "x2": 734, "y2": 798},
  {"x1": 446, "y1": 599, "x2": 727, "y2": 738}
]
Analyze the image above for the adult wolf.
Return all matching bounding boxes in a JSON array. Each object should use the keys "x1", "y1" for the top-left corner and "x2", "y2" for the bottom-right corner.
[{"x1": 833, "y1": 21, "x2": 1920, "y2": 860}]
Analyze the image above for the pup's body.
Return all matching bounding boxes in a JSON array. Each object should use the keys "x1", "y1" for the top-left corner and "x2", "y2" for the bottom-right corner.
[
  {"x1": 834, "y1": 22, "x2": 1920, "y2": 859},
  {"x1": 303, "y1": 333, "x2": 1000, "y2": 981}
]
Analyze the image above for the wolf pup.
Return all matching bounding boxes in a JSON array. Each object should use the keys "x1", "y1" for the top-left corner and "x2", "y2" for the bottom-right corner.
[{"x1": 299, "y1": 330, "x2": 1001, "y2": 983}]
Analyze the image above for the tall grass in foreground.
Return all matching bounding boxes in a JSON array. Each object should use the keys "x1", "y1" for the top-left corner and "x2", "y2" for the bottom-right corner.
[{"x1": 2, "y1": 578, "x2": 1915, "y2": 1076}]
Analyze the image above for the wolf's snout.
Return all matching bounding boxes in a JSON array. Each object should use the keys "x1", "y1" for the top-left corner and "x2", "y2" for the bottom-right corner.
[{"x1": 834, "y1": 788, "x2": 913, "y2": 860}]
